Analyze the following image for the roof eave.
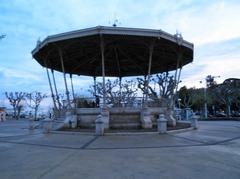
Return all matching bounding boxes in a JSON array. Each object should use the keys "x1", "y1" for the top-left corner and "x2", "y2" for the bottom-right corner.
[{"x1": 32, "y1": 26, "x2": 194, "y2": 56}]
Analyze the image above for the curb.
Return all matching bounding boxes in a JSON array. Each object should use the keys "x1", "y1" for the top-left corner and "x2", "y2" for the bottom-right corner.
[{"x1": 50, "y1": 126, "x2": 195, "y2": 136}]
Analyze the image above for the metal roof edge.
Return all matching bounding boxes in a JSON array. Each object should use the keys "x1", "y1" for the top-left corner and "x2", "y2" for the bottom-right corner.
[{"x1": 32, "y1": 26, "x2": 194, "y2": 55}]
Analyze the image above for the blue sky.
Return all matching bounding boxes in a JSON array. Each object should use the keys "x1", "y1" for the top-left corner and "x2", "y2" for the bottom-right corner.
[{"x1": 0, "y1": 0, "x2": 240, "y2": 107}]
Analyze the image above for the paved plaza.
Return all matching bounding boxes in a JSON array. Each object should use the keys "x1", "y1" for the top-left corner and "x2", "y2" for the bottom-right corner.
[{"x1": 0, "y1": 120, "x2": 240, "y2": 179}]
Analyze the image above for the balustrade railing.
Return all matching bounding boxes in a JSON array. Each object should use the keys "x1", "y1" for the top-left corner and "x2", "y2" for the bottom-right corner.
[{"x1": 73, "y1": 96, "x2": 169, "y2": 108}]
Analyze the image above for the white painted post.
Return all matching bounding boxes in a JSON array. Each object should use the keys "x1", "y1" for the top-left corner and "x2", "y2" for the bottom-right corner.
[
  {"x1": 141, "y1": 108, "x2": 153, "y2": 129},
  {"x1": 95, "y1": 115, "x2": 104, "y2": 136},
  {"x1": 157, "y1": 114, "x2": 167, "y2": 134},
  {"x1": 191, "y1": 115, "x2": 198, "y2": 129}
]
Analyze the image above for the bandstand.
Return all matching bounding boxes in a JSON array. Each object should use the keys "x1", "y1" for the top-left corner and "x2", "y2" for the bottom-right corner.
[{"x1": 32, "y1": 26, "x2": 193, "y2": 130}]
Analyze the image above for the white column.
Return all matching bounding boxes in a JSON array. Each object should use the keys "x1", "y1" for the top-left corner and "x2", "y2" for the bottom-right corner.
[
  {"x1": 58, "y1": 48, "x2": 71, "y2": 108},
  {"x1": 70, "y1": 74, "x2": 76, "y2": 108},
  {"x1": 45, "y1": 67, "x2": 57, "y2": 110},
  {"x1": 70, "y1": 74, "x2": 75, "y2": 100},
  {"x1": 119, "y1": 77, "x2": 122, "y2": 106},
  {"x1": 145, "y1": 43, "x2": 154, "y2": 104},
  {"x1": 93, "y1": 76, "x2": 97, "y2": 97},
  {"x1": 100, "y1": 34, "x2": 106, "y2": 107},
  {"x1": 99, "y1": 34, "x2": 109, "y2": 129},
  {"x1": 51, "y1": 69, "x2": 61, "y2": 109}
]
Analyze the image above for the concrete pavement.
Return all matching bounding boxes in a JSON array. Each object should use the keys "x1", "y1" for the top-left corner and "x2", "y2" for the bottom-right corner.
[{"x1": 0, "y1": 119, "x2": 240, "y2": 179}]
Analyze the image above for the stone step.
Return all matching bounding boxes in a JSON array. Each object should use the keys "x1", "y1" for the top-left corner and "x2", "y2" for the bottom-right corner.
[
  {"x1": 110, "y1": 118, "x2": 140, "y2": 123},
  {"x1": 110, "y1": 122, "x2": 141, "y2": 129}
]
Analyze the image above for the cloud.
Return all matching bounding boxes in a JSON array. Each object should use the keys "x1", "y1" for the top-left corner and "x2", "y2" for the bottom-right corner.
[
  {"x1": 0, "y1": 67, "x2": 40, "y2": 80},
  {"x1": 146, "y1": 0, "x2": 240, "y2": 46},
  {"x1": 178, "y1": 27, "x2": 240, "y2": 87}
]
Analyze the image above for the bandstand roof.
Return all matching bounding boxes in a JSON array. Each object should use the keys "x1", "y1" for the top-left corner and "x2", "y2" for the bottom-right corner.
[{"x1": 32, "y1": 26, "x2": 194, "y2": 77}]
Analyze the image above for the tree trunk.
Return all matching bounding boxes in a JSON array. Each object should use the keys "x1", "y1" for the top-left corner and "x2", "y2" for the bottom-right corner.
[
  {"x1": 227, "y1": 104, "x2": 231, "y2": 117},
  {"x1": 34, "y1": 107, "x2": 38, "y2": 121},
  {"x1": 13, "y1": 108, "x2": 17, "y2": 120},
  {"x1": 17, "y1": 107, "x2": 21, "y2": 120}
]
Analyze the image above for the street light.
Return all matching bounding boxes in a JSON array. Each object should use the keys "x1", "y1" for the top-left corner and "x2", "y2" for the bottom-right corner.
[
  {"x1": 200, "y1": 80, "x2": 207, "y2": 118},
  {"x1": 0, "y1": 34, "x2": 6, "y2": 40},
  {"x1": 200, "y1": 75, "x2": 220, "y2": 118},
  {"x1": 178, "y1": 98, "x2": 181, "y2": 109}
]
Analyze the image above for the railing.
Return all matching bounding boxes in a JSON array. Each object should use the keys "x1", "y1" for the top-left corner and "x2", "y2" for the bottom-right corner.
[{"x1": 74, "y1": 97, "x2": 169, "y2": 108}]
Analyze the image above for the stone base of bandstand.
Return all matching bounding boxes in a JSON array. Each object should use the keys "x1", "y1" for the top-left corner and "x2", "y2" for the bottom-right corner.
[
  {"x1": 140, "y1": 107, "x2": 153, "y2": 129},
  {"x1": 165, "y1": 108, "x2": 177, "y2": 127},
  {"x1": 63, "y1": 110, "x2": 78, "y2": 128},
  {"x1": 57, "y1": 107, "x2": 180, "y2": 131},
  {"x1": 76, "y1": 107, "x2": 170, "y2": 129},
  {"x1": 100, "y1": 108, "x2": 110, "y2": 129}
]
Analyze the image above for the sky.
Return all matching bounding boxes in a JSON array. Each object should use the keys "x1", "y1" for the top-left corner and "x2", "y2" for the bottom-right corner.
[{"x1": 0, "y1": 0, "x2": 240, "y2": 107}]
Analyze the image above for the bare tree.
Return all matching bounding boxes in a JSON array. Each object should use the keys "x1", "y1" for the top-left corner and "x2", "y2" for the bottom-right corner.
[
  {"x1": 26, "y1": 92, "x2": 47, "y2": 120},
  {"x1": 5, "y1": 92, "x2": 25, "y2": 120},
  {"x1": 153, "y1": 72, "x2": 176, "y2": 99},
  {"x1": 137, "y1": 72, "x2": 176, "y2": 107},
  {"x1": 137, "y1": 73, "x2": 175, "y2": 100},
  {"x1": 137, "y1": 77, "x2": 150, "y2": 97},
  {"x1": 89, "y1": 79, "x2": 137, "y2": 107},
  {"x1": 121, "y1": 80, "x2": 137, "y2": 106}
]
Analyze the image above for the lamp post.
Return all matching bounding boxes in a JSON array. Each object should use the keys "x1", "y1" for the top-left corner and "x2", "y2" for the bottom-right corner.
[
  {"x1": 0, "y1": 34, "x2": 6, "y2": 40},
  {"x1": 203, "y1": 87, "x2": 207, "y2": 118},
  {"x1": 178, "y1": 98, "x2": 181, "y2": 109},
  {"x1": 200, "y1": 75, "x2": 220, "y2": 119}
]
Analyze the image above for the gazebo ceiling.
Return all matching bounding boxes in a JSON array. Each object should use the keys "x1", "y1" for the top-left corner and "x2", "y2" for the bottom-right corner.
[{"x1": 32, "y1": 26, "x2": 194, "y2": 77}]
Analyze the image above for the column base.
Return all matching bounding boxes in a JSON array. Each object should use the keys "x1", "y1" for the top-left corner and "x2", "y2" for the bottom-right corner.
[
  {"x1": 141, "y1": 108, "x2": 153, "y2": 129},
  {"x1": 101, "y1": 108, "x2": 109, "y2": 129},
  {"x1": 166, "y1": 109, "x2": 176, "y2": 127}
]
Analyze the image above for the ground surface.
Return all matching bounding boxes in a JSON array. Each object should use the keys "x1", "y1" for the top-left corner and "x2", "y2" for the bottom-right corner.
[{"x1": 0, "y1": 119, "x2": 240, "y2": 179}]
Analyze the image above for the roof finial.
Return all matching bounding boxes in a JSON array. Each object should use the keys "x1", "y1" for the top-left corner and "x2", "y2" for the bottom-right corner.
[
  {"x1": 110, "y1": 13, "x2": 121, "y2": 27},
  {"x1": 37, "y1": 37, "x2": 41, "y2": 47},
  {"x1": 174, "y1": 30, "x2": 183, "y2": 45}
]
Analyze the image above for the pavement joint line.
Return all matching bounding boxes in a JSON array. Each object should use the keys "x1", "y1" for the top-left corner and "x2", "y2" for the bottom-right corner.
[
  {"x1": 80, "y1": 135, "x2": 99, "y2": 149},
  {"x1": 206, "y1": 135, "x2": 240, "y2": 145},
  {"x1": 84, "y1": 144, "x2": 205, "y2": 150},
  {"x1": 37, "y1": 152, "x2": 75, "y2": 179},
  {"x1": 166, "y1": 133, "x2": 209, "y2": 144},
  {"x1": 50, "y1": 131, "x2": 94, "y2": 136},
  {"x1": 104, "y1": 127, "x2": 194, "y2": 136},
  {"x1": 0, "y1": 139, "x2": 204, "y2": 150},
  {"x1": 48, "y1": 126, "x2": 194, "y2": 136},
  {"x1": 0, "y1": 132, "x2": 42, "y2": 139},
  {"x1": 1, "y1": 135, "x2": 240, "y2": 151},
  {"x1": 0, "y1": 140, "x2": 83, "y2": 150},
  {"x1": 198, "y1": 129, "x2": 240, "y2": 133}
]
